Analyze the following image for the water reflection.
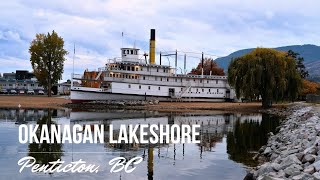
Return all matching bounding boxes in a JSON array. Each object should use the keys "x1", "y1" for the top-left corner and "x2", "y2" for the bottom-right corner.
[
  {"x1": 226, "y1": 114, "x2": 280, "y2": 166},
  {"x1": 0, "y1": 109, "x2": 280, "y2": 180},
  {"x1": 28, "y1": 111, "x2": 63, "y2": 167}
]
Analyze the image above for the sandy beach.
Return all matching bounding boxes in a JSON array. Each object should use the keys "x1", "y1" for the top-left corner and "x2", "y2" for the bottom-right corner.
[{"x1": 0, "y1": 95, "x2": 71, "y2": 109}]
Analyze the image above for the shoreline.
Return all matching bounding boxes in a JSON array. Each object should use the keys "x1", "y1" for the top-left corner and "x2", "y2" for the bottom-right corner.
[
  {"x1": 245, "y1": 103, "x2": 320, "y2": 179},
  {"x1": 0, "y1": 95, "x2": 291, "y2": 113},
  {"x1": 62, "y1": 100, "x2": 290, "y2": 113}
]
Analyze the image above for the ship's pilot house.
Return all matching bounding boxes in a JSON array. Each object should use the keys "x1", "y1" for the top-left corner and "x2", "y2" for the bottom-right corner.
[{"x1": 121, "y1": 48, "x2": 142, "y2": 63}]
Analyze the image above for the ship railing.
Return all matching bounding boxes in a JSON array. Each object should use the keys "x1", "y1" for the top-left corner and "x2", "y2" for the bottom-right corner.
[
  {"x1": 174, "y1": 74, "x2": 228, "y2": 79},
  {"x1": 107, "y1": 57, "x2": 146, "y2": 64}
]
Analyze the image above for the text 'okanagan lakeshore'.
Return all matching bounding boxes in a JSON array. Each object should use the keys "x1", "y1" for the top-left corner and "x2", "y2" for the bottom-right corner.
[{"x1": 18, "y1": 124, "x2": 201, "y2": 144}]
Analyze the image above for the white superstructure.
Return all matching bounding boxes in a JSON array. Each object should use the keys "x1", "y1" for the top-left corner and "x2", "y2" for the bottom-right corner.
[{"x1": 70, "y1": 29, "x2": 236, "y2": 103}]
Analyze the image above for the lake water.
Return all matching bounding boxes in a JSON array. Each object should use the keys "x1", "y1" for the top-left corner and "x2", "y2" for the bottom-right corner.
[{"x1": 0, "y1": 108, "x2": 280, "y2": 180}]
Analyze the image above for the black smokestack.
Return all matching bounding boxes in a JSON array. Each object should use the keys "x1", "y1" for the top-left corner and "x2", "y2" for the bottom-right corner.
[{"x1": 150, "y1": 29, "x2": 155, "y2": 41}]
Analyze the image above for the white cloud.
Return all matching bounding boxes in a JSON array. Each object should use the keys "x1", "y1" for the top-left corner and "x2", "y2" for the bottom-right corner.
[{"x1": 1, "y1": 0, "x2": 320, "y2": 80}]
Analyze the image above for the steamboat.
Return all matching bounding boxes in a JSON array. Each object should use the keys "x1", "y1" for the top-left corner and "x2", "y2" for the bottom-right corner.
[{"x1": 70, "y1": 29, "x2": 236, "y2": 103}]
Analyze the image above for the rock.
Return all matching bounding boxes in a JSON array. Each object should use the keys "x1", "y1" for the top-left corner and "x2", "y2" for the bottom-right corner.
[
  {"x1": 296, "y1": 152, "x2": 304, "y2": 161},
  {"x1": 271, "y1": 163, "x2": 281, "y2": 172},
  {"x1": 302, "y1": 154, "x2": 316, "y2": 163},
  {"x1": 292, "y1": 173, "x2": 313, "y2": 180},
  {"x1": 313, "y1": 160, "x2": 320, "y2": 171},
  {"x1": 257, "y1": 175, "x2": 284, "y2": 180},
  {"x1": 263, "y1": 147, "x2": 272, "y2": 156},
  {"x1": 284, "y1": 164, "x2": 302, "y2": 177},
  {"x1": 303, "y1": 165, "x2": 315, "y2": 174},
  {"x1": 257, "y1": 163, "x2": 275, "y2": 176},
  {"x1": 268, "y1": 132, "x2": 274, "y2": 136},
  {"x1": 259, "y1": 146, "x2": 267, "y2": 153},
  {"x1": 270, "y1": 153, "x2": 278, "y2": 161},
  {"x1": 314, "y1": 172, "x2": 320, "y2": 180},
  {"x1": 253, "y1": 153, "x2": 260, "y2": 161},
  {"x1": 243, "y1": 172, "x2": 254, "y2": 180},
  {"x1": 303, "y1": 162, "x2": 310, "y2": 168},
  {"x1": 280, "y1": 154, "x2": 302, "y2": 170}
]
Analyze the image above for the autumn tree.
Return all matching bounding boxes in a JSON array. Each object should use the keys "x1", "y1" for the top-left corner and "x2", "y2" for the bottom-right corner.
[
  {"x1": 300, "y1": 79, "x2": 319, "y2": 97},
  {"x1": 29, "y1": 31, "x2": 68, "y2": 97},
  {"x1": 286, "y1": 50, "x2": 309, "y2": 79},
  {"x1": 189, "y1": 58, "x2": 225, "y2": 75},
  {"x1": 228, "y1": 48, "x2": 302, "y2": 108}
]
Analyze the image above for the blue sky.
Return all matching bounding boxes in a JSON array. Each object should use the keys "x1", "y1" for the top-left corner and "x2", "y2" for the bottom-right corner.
[{"x1": 1, "y1": 0, "x2": 320, "y2": 81}]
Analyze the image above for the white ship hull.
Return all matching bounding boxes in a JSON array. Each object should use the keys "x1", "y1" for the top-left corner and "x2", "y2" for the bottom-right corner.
[{"x1": 70, "y1": 88, "x2": 226, "y2": 103}]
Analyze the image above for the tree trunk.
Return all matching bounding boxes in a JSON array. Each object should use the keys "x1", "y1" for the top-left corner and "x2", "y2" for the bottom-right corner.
[{"x1": 48, "y1": 77, "x2": 52, "y2": 97}]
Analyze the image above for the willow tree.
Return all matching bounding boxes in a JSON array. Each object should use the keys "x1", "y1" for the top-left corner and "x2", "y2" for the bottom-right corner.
[
  {"x1": 29, "y1": 31, "x2": 68, "y2": 97},
  {"x1": 228, "y1": 48, "x2": 302, "y2": 108}
]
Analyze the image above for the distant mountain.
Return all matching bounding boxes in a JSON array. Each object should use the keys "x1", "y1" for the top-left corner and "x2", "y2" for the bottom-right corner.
[{"x1": 215, "y1": 44, "x2": 320, "y2": 81}]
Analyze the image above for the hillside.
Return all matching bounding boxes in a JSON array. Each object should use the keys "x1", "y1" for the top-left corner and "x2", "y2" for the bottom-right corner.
[{"x1": 215, "y1": 44, "x2": 320, "y2": 81}]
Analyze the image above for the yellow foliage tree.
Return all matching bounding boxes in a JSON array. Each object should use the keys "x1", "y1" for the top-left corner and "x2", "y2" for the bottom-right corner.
[{"x1": 301, "y1": 80, "x2": 319, "y2": 96}]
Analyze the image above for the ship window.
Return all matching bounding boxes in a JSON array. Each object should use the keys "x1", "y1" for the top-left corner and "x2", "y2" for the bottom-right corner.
[
  {"x1": 148, "y1": 86, "x2": 151, "y2": 90},
  {"x1": 135, "y1": 76, "x2": 137, "y2": 79},
  {"x1": 163, "y1": 69, "x2": 165, "y2": 73},
  {"x1": 128, "y1": 84, "x2": 131, "y2": 88},
  {"x1": 139, "y1": 85, "x2": 141, "y2": 89},
  {"x1": 217, "y1": 89, "x2": 219, "y2": 92},
  {"x1": 181, "y1": 88, "x2": 183, "y2": 91},
  {"x1": 127, "y1": 66, "x2": 130, "y2": 71},
  {"x1": 167, "y1": 78, "x2": 169, "y2": 81},
  {"x1": 160, "y1": 78, "x2": 162, "y2": 81},
  {"x1": 135, "y1": 50, "x2": 138, "y2": 55},
  {"x1": 141, "y1": 67, "x2": 143, "y2": 71},
  {"x1": 200, "y1": 80, "x2": 202, "y2": 83},
  {"x1": 126, "y1": 75, "x2": 128, "y2": 78},
  {"x1": 207, "y1": 80, "x2": 209, "y2": 83},
  {"x1": 123, "y1": 50, "x2": 126, "y2": 54},
  {"x1": 158, "y1": 87, "x2": 160, "y2": 90},
  {"x1": 216, "y1": 80, "x2": 218, "y2": 84},
  {"x1": 132, "y1": 67, "x2": 134, "y2": 71},
  {"x1": 127, "y1": 50, "x2": 129, "y2": 54},
  {"x1": 202, "y1": 89, "x2": 204, "y2": 92},
  {"x1": 157, "y1": 68, "x2": 159, "y2": 72},
  {"x1": 131, "y1": 50, "x2": 133, "y2": 54},
  {"x1": 194, "y1": 79, "x2": 196, "y2": 82},
  {"x1": 136, "y1": 67, "x2": 138, "y2": 71},
  {"x1": 143, "y1": 76, "x2": 145, "y2": 80},
  {"x1": 209, "y1": 89, "x2": 211, "y2": 92}
]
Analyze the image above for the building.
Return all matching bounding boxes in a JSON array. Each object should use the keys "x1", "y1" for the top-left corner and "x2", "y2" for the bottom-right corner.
[
  {"x1": 56, "y1": 81, "x2": 71, "y2": 95},
  {"x1": 0, "y1": 70, "x2": 44, "y2": 93}
]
